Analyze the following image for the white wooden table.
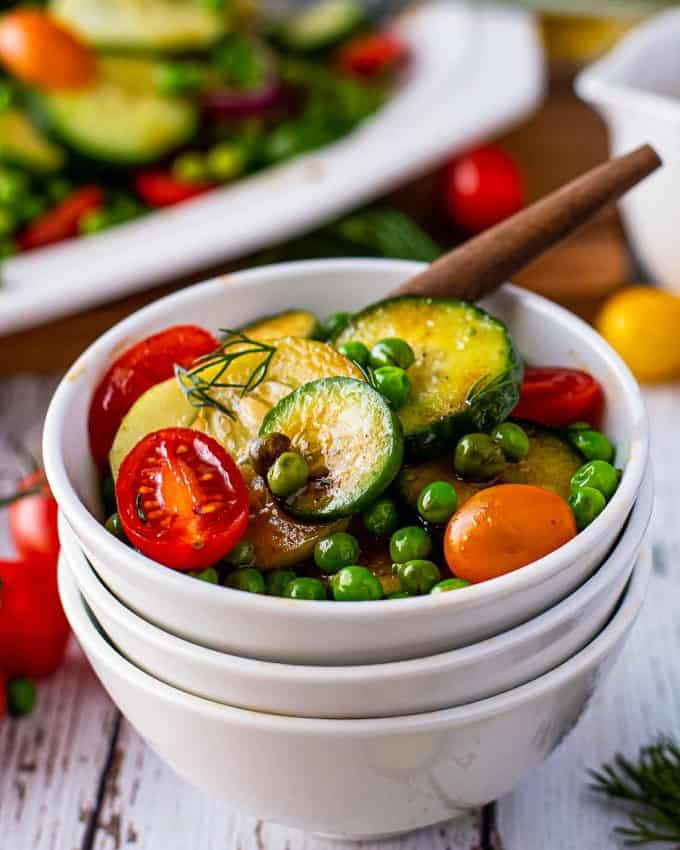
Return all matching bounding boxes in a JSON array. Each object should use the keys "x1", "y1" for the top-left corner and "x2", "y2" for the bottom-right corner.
[{"x1": 1, "y1": 374, "x2": 678, "y2": 850}]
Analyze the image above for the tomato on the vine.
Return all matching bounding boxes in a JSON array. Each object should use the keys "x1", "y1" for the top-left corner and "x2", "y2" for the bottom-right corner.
[
  {"x1": 88, "y1": 325, "x2": 217, "y2": 469},
  {"x1": 513, "y1": 367, "x2": 604, "y2": 427},
  {"x1": 442, "y1": 145, "x2": 524, "y2": 234},
  {"x1": 115, "y1": 428, "x2": 249, "y2": 571},
  {"x1": 7, "y1": 470, "x2": 59, "y2": 564}
]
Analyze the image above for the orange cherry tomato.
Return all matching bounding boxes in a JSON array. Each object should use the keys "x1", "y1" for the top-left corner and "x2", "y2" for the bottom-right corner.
[
  {"x1": 443, "y1": 484, "x2": 576, "y2": 584},
  {"x1": 0, "y1": 9, "x2": 95, "y2": 90}
]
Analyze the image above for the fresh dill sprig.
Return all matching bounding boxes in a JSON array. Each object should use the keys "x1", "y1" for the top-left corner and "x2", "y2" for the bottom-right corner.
[
  {"x1": 465, "y1": 370, "x2": 516, "y2": 408},
  {"x1": 175, "y1": 329, "x2": 276, "y2": 419},
  {"x1": 589, "y1": 737, "x2": 680, "y2": 846}
]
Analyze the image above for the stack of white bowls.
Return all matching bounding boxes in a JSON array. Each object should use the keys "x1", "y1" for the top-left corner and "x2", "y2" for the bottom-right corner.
[{"x1": 45, "y1": 260, "x2": 653, "y2": 840}]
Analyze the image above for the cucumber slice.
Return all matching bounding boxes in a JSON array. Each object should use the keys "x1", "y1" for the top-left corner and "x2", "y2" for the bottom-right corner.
[
  {"x1": 35, "y1": 57, "x2": 197, "y2": 165},
  {"x1": 51, "y1": 0, "x2": 227, "y2": 51},
  {"x1": 110, "y1": 337, "x2": 363, "y2": 478},
  {"x1": 274, "y1": 0, "x2": 364, "y2": 52},
  {"x1": 260, "y1": 377, "x2": 404, "y2": 520},
  {"x1": 241, "y1": 310, "x2": 322, "y2": 341},
  {"x1": 334, "y1": 296, "x2": 523, "y2": 457},
  {"x1": 397, "y1": 423, "x2": 582, "y2": 510},
  {"x1": 0, "y1": 109, "x2": 65, "y2": 173}
]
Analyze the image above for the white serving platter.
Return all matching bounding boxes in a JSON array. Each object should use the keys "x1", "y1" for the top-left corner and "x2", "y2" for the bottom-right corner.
[{"x1": 0, "y1": 1, "x2": 543, "y2": 335}]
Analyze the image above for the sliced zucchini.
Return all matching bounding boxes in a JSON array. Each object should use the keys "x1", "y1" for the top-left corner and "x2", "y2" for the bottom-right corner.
[
  {"x1": 51, "y1": 0, "x2": 227, "y2": 51},
  {"x1": 260, "y1": 377, "x2": 404, "y2": 520},
  {"x1": 334, "y1": 296, "x2": 523, "y2": 457},
  {"x1": 0, "y1": 109, "x2": 65, "y2": 173},
  {"x1": 35, "y1": 56, "x2": 197, "y2": 165},
  {"x1": 241, "y1": 310, "x2": 322, "y2": 341},
  {"x1": 397, "y1": 423, "x2": 582, "y2": 510},
  {"x1": 274, "y1": 0, "x2": 364, "y2": 52},
  {"x1": 110, "y1": 337, "x2": 363, "y2": 478}
]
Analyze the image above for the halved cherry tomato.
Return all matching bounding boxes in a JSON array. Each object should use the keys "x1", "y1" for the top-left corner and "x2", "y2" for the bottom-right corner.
[
  {"x1": 134, "y1": 171, "x2": 216, "y2": 208},
  {"x1": 0, "y1": 9, "x2": 95, "y2": 90},
  {"x1": 444, "y1": 484, "x2": 576, "y2": 584},
  {"x1": 7, "y1": 470, "x2": 59, "y2": 565},
  {"x1": 115, "y1": 428, "x2": 249, "y2": 571},
  {"x1": 17, "y1": 186, "x2": 103, "y2": 251},
  {"x1": 0, "y1": 558, "x2": 70, "y2": 679},
  {"x1": 337, "y1": 32, "x2": 408, "y2": 77},
  {"x1": 88, "y1": 325, "x2": 217, "y2": 469},
  {"x1": 443, "y1": 145, "x2": 523, "y2": 234},
  {"x1": 513, "y1": 367, "x2": 604, "y2": 427}
]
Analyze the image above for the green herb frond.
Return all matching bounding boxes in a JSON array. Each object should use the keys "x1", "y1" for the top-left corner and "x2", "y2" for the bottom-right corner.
[
  {"x1": 589, "y1": 737, "x2": 680, "y2": 846},
  {"x1": 465, "y1": 369, "x2": 515, "y2": 407},
  {"x1": 175, "y1": 329, "x2": 276, "y2": 419}
]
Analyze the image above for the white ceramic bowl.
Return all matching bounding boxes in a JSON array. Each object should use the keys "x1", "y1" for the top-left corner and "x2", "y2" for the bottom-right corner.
[
  {"x1": 576, "y1": 9, "x2": 680, "y2": 292},
  {"x1": 58, "y1": 470, "x2": 652, "y2": 718},
  {"x1": 44, "y1": 260, "x2": 648, "y2": 665},
  {"x1": 59, "y1": 549, "x2": 651, "y2": 839}
]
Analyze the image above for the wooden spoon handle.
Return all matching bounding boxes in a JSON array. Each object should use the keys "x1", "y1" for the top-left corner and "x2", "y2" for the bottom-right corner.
[{"x1": 392, "y1": 144, "x2": 661, "y2": 301}]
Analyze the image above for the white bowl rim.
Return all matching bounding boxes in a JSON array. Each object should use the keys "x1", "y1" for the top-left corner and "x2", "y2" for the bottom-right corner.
[
  {"x1": 60, "y1": 543, "x2": 651, "y2": 733},
  {"x1": 44, "y1": 259, "x2": 649, "y2": 619},
  {"x1": 57, "y1": 467, "x2": 653, "y2": 682}
]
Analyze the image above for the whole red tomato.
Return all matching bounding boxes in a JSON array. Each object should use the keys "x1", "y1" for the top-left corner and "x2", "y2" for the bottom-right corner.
[
  {"x1": 0, "y1": 558, "x2": 70, "y2": 679},
  {"x1": 443, "y1": 145, "x2": 524, "y2": 234},
  {"x1": 8, "y1": 470, "x2": 59, "y2": 564}
]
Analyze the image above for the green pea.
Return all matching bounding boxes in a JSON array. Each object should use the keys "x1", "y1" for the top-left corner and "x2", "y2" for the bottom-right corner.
[
  {"x1": 491, "y1": 422, "x2": 529, "y2": 461},
  {"x1": 314, "y1": 532, "x2": 360, "y2": 574},
  {"x1": 337, "y1": 340, "x2": 370, "y2": 366},
  {"x1": 322, "y1": 311, "x2": 351, "y2": 340},
  {"x1": 14, "y1": 195, "x2": 45, "y2": 223},
  {"x1": 0, "y1": 81, "x2": 14, "y2": 110},
  {"x1": 569, "y1": 421, "x2": 591, "y2": 431},
  {"x1": 0, "y1": 206, "x2": 16, "y2": 238},
  {"x1": 568, "y1": 486, "x2": 606, "y2": 531},
  {"x1": 265, "y1": 569, "x2": 297, "y2": 597},
  {"x1": 454, "y1": 433, "x2": 506, "y2": 481},
  {"x1": 225, "y1": 539, "x2": 255, "y2": 567},
  {"x1": 225, "y1": 567, "x2": 265, "y2": 594},
  {"x1": 7, "y1": 677, "x2": 37, "y2": 717},
  {"x1": 189, "y1": 567, "x2": 219, "y2": 584},
  {"x1": 389, "y1": 526, "x2": 432, "y2": 563},
  {"x1": 571, "y1": 460, "x2": 619, "y2": 500},
  {"x1": 373, "y1": 366, "x2": 411, "y2": 409},
  {"x1": 331, "y1": 566, "x2": 383, "y2": 601},
  {"x1": 430, "y1": 577, "x2": 471, "y2": 594},
  {"x1": 0, "y1": 170, "x2": 27, "y2": 205},
  {"x1": 397, "y1": 559, "x2": 440, "y2": 595},
  {"x1": 172, "y1": 152, "x2": 207, "y2": 183},
  {"x1": 569, "y1": 429, "x2": 615, "y2": 463},
  {"x1": 154, "y1": 61, "x2": 205, "y2": 96},
  {"x1": 205, "y1": 144, "x2": 245, "y2": 181},
  {"x1": 417, "y1": 481, "x2": 458, "y2": 524},
  {"x1": 388, "y1": 591, "x2": 411, "y2": 599},
  {"x1": 369, "y1": 338, "x2": 415, "y2": 370},
  {"x1": 362, "y1": 497, "x2": 399, "y2": 537},
  {"x1": 79, "y1": 209, "x2": 112, "y2": 236},
  {"x1": 267, "y1": 451, "x2": 309, "y2": 498},
  {"x1": 285, "y1": 577, "x2": 327, "y2": 600},
  {"x1": 47, "y1": 177, "x2": 73, "y2": 202},
  {"x1": 105, "y1": 513, "x2": 126, "y2": 541}
]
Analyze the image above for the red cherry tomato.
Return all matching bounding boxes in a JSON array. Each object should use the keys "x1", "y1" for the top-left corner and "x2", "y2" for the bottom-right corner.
[
  {"x1": 134, "y1": 171, "x2": 215, "y2": 208},
  {"x1": 17, "y1": 186, "x2": 103, "y2": 251},
  {"x1": 513, "y1": 367, "x2": 604, "y2": 427},
  {"x1": 88, "y1": 324, "x2": 217, "y2": 470},
  {"x1": 443, "y1": 145, "x2": 523, "y2": 234},
  {"x1": 337, "y1": 32, "x2": 408, "y2": 77},
  {"x1": 0, "y1": 558, "x2": 70, "y2": 679},
  {"x1": 115, "y1": 428, "x2": 249, "y2": 571},
  {"x1": 8, "y1": 470, "x2": 59, "y2": 564}
]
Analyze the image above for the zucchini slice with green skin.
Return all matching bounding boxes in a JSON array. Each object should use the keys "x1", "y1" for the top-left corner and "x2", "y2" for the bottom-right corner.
[
  {"x1": 51, "y1": 0, "x2": 228, "y2": 51},
  {"x1": 34, "y1": 57, "x2": 198, "y2": 166},
  {"x1": 260, "y1": 376, "x2": 404, "y2": 520},
  {"x1": 0, "y1": 109, "x2": 65, "y2": 173},
  {"x1": 334, "y1": 296, "x2": 523, "y2": 457},
  {"x1": 241, "y1": 310, "x2": 322, "y2": 341},
  {"x1": 273, "y1": 0, "x2": 364, "y2": 52},
  {"x1": 397, "y1": 423, "x2": 582, "y2": 510}
]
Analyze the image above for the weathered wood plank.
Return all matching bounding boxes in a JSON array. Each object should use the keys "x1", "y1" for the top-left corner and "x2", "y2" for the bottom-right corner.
[
  {"x1": 0, "y1": 374, "x2": 119, "y2": 850},
  {"x1": 496, "y1": 385, "x2": 680, "y2": 849},
  {"x1": 90, "y1": 719, "x2": 482, "y2": 850}
]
